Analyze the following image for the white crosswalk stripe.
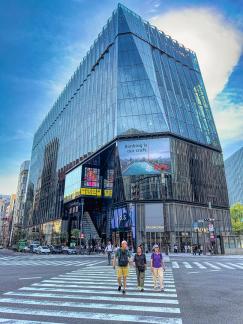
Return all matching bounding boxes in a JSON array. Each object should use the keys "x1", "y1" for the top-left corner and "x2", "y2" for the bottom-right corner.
[
  {"x1": 0, "y1": 256, "x2": 104, "y2": 267},
  {"x1": 0, "y1": 265, "x2": 182, "y2": 323},
  {"x1": 171, "y1": 260, "x2": 243, "y2": 271}
]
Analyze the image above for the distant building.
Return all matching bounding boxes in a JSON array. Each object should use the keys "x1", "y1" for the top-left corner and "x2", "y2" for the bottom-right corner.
[
  {"x1": 11, "y1": 161, "x2": 30, "y2": 244},
  {"x1": 0, "y1": 195, "x2": 10, "y2": 245},
  {"x1": 2, "y1": 194, "x2": 16, "y2": 247},
  {"x1": 225, "y1": 147, "x2": 243, "y2": 206}
]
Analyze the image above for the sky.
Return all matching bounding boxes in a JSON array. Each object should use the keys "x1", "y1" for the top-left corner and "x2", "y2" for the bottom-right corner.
[{"x1": 0, "y1": 0, "x2": 242, "y2": 194}]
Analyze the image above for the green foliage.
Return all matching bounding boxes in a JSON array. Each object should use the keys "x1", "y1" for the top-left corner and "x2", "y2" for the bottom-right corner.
[
  {"x1": 71, "y1": 229, "x2": 80, "y2": 239},
  {"x1": 230, "y1": 203, "x2": 243, "y2": 234}
]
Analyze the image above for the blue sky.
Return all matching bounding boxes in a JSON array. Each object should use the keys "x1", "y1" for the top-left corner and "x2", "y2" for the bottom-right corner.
[{"x1": 0, "y1": 0, "x2": 242, "y2": 194}]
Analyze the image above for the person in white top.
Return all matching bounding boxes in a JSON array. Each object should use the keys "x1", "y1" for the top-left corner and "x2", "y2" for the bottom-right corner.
[{"x1": 105, "y1": 241, "x2": 113, "y2": 265}]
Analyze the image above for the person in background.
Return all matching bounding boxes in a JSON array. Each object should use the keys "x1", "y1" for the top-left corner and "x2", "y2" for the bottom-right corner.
[
  {"x1": 133, "y1": 246, "x2": 147, "y2": 291},
  {"x1": 150, "y1": 244, "x2": 166, "y2": 292},
  {"x1": 105, "y1": 240, "x2": 113, "y2": 265},
  {"x1": 113, "y1": 240, "x2": 131, "y2": 295}
]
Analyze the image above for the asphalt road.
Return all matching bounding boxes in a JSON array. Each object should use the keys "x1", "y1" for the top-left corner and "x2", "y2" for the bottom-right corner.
[{"x1": 0, "y1": 250, "x2": 242, "y2": 323}]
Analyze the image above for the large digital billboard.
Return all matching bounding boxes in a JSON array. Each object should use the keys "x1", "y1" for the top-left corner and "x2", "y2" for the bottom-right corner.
[
  {"x1": 83, "y1": 167, "x2": 100, "y2": 188},
  {"x1": 118, "y1": 138, "x2": 171, "y2": 176},
  {"x1": 111, "y1": 205, "x2": 136, "y2": 238}
]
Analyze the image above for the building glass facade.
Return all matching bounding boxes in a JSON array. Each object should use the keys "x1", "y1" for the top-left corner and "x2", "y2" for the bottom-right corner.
[
  {"x1": 225, "y1": 147, "x2": 243, "y2": 206},
  {"x1": 25, "y1": 4, "x2": 230, "y2": 251}
]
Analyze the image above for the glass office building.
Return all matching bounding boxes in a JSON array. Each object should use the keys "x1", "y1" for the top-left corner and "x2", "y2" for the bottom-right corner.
[
  {"x1": 25, "y1": 4, "x2": 230, "y2": 250},
  {"x1": 225, "y1": 147, "x2": 243, "y2": 206}
]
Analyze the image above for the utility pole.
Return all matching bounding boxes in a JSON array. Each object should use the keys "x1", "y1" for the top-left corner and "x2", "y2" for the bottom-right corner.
[{"x1": 79, "y1": 198, "x2": 84, "y2": 249}]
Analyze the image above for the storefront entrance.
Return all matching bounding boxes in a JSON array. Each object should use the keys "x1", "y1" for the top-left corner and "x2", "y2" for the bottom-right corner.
[{"x1": 112, "y1": 230, "x2": 134, "y2": 250}]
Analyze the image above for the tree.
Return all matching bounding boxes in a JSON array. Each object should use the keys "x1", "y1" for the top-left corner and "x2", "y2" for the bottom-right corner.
[
  {"x1": 60, "y1": 232, "x2": 68, "y2": 244},
  {"x1": 71, "y1": 229, "x2": 80, "y2": 246},
  {"x1": 230, "y1": 203, "x2": 243, "y2": 234}
]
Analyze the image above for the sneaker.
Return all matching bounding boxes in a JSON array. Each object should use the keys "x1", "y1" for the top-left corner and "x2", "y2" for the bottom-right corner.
[
  {"x1": 137, "y1": 286, "x2": 141, "y2": 290},
  {"x1": 160, "y1": 288, "x2": 165, "y2": 292},
  {"x1": 118, "y1": 286, "x2": 121, "y2": 291},
  {"x1": 154, "y1": 286, "x2": 158, "y2": 290},
  {"x1": 141, "y1": 288, "x2": 144, "y2": 292},
  {"x1": 122, "y1": 289, "x2": 126, "y2": 295}
]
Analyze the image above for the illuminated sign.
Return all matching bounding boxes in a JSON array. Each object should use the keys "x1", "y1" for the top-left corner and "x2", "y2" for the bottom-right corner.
[
  {"x1": 80, "y1": 188, "x2": 101, "y2": 197},
  {"x1": 104, "y1": 189, "x2": 112, "y2": 197}
]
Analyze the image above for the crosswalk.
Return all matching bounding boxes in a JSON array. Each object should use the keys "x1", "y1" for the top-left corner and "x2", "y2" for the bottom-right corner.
[
  {"x1": 0, "y1": 265, "x2": 182, "y2": 323},
  {"x1": 0, "y1": 255, "x2": 104, "y2": 267},
  {"x1": 171, "y1": 260, "x2": 243, "y2": 270}
]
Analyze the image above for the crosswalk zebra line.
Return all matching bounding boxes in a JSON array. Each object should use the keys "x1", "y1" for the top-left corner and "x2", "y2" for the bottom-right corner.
[
  {"x1": 52, "y1": 277, "x2": 175, "y2": 284},
  {"x1": 41, "y1": 280, "x2": 176, "y2": 288},
  {"x1": 0, "y1": 297, "x2": 180, "y2": 314},
  {"x1": 172, "y1": 262, "x2": 179, "y2": 268},
  {"x1": 0, "y1": 306, "x2": 182, "y2": 324},
  {"x1": 215, "y1": 262, "x2": 234, "y2": 269},
  {"x1": 0, "y1": 319, "x2": 57, "y2": 324},
  {"x1": 203, "y1": 262, "x2": 220, "y2": 269},
  {"x1": 19, "y1": 286, "x2": 178, "y2": 298},
  {"x1": 1, "y1": 264, "x2": 181, "y2": 323},
  {"x1": 183, "y1": 262, "x2": 192, "y2": 268},
  {"x1": 5, "y1": 291, "x2": 180, "y2": 304},
  {"x1": 31, "y1": 283, "x2": 177, "y2": 292},
  {"x1": 226, "y1": 263, "x2": 243, "y2": 269},
  {"x1": 193, "y1": 262, "x2": 206, "y2": 269}
]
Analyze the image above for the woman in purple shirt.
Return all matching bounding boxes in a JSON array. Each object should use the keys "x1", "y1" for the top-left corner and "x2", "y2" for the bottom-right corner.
[{"x1": 150, "y1": 244, "x2": 165, "y2": 291}]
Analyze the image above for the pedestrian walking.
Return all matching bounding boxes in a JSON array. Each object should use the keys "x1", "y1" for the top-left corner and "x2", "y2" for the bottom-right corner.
[
  {"x1": 150, "y1": 244, "x2": 166, "y2": 291},
  {"x1": 113, "y1": 240, "x2": 131, "y2": 295},
  {"x1": 133, "y1": 246, "x2": 147, "y2": 291},
  {"x1": 105, "y1": 240, "x2": 113, "y2": 265}
]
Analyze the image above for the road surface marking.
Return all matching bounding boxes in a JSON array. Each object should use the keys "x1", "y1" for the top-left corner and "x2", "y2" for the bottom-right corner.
[
  {"x1": 183, "y1": 262, "x2": 192, "y2": 268},
  {"x1": 19, "y1": 277, "x2": 42, "y2": 280},
  {"x1": 19, "y1": 286, "x2": 178, "y2": 298},
  {"x1": 0, "y1": 306, "x2": 182, "y2": 323},
  {"x1": 0, "y1": 297, "x2": 180, "y2": 313},
  {"x1": 204, "y1": 262, "x2": 220, "y2": 269},
  {"x1": 193, "y1": 262, "x2": 206, "y2": 269},
  {"x1": 172, "y1": 262, "x2": 179, "y2": 268},
  {"x1": 215, "y1": 262, "x2": 234, "y2": 269},
  {"x1": 6, "y1": 291, "x2": 179, "y2": 304}
]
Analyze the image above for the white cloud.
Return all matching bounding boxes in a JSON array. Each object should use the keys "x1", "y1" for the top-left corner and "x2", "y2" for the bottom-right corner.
[
  {"x1": 150, "y1": 7, "x2": 243, "y2": 101},
  {"x1": 212, "y1": 95, "x2": 243, "y2": 142},
  {"x1": 0, "y1": 174, "x2": 18, "y2": 195}
]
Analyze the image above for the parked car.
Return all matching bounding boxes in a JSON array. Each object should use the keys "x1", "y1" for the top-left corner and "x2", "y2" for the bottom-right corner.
[
  {"x1": 62, "y1": 246, "x2": 77, "y2": 255},
  {"x1": 29, "y1": 244, "x2": 39, "y2": 253},
  {"x1": 36, "y1": 246, "x2": 51, "y2": 254},
  {"x1": 0, "y1": 245, "x2": 3, "y2": 249},
  {"x1": 23, "y1": 246, "x2": 30, "y2": 253},
  {"x1": 50, "y1": 245, "x2": 62, "y2": 254}
]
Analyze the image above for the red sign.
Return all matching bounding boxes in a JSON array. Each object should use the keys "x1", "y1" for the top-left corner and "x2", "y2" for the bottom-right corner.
[{"x1": 80, "y1": 233, "x2": 84, "y2": 239}]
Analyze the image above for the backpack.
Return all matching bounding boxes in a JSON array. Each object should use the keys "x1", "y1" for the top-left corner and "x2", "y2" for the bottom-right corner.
[{"x1": 118, "y1": 249, "x2": 129, "y2": 267}]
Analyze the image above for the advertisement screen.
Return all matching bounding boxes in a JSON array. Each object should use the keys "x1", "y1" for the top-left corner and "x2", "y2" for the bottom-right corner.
[
  {"x1": 118, "y1": 138, "x2": 171, "y2": 176},
  {"x1": 104, "y1": 169, "x2": 114, "y2": 189},
  {"x1": 83, "y1": 167, "x2": 100, "y2": 188},
  {"x1": 111, "y1": 205, "x2": 136, "y2": 238}
]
